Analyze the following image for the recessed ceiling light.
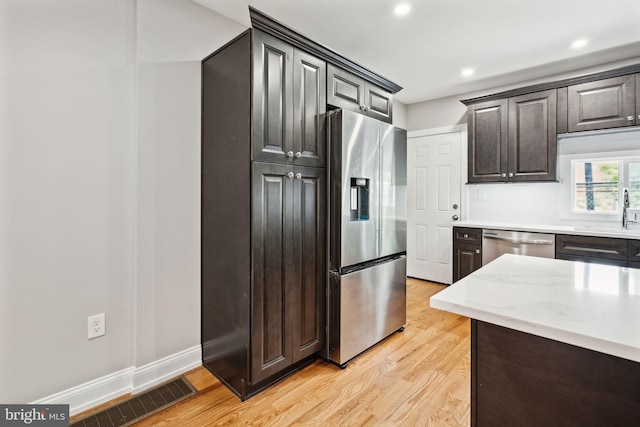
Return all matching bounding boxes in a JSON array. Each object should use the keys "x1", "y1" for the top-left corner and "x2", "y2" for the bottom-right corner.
[
  {"x1": 394, "y1": 4, "x2": 410, "y2": 16},
  {"x1": 571, "y1": 39, "x2": 588, "y2": 49},
  {"x1": 461, "y1": 68, "x2": 475, "y2": 77}
]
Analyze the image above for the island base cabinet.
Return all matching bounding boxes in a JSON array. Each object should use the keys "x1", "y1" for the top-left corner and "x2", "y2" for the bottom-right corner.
[{"x1": 472, "y1": 320, "x2": 640, "y2": 427}]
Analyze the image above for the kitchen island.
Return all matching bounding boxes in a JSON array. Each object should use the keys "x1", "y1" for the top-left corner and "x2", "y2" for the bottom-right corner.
[{"x1": 431, "y1": 254, "x2": 640, "y2": 426}]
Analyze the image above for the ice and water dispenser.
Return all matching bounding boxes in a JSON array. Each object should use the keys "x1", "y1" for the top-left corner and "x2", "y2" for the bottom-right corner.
[{"x1": 350, "y1": 178, "x2": 370, "y2": 221}]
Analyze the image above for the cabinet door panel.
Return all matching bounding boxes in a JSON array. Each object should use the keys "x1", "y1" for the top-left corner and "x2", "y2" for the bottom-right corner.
[
  {"x1": 291, "y1": 166, "x2": 326, "y2": 361},
  {"x1": 293, "y1": 50, "x2": 326, "y2": 167},
  {"x1": 453, "y1": 242, "x2": 482, "y2": 282},
  {"x1": 468, "y1": 100, "x2": 508, "y2": 183},
  {"x1": 567, "y1": 75, "x2": 636, "y2": 132},
  {"x1": 365, "y1": 83, "x2": 393, "y2": 123},
  {"x1": 327, "y1": 64, "x2": 364, "y2": 113},
  {"x1": 251, "y1": 163, "x2": 294, "y2": 383},
  {"x1": 508, "y1": 90, "x2": 557, "y2": 181},
  {"x1": 252, "y1": 30, "x2": 294, "y2": 163}
]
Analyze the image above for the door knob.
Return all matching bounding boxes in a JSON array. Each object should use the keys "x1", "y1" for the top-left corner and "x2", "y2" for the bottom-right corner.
[
  {"x1": 453, "y1": 204, "x2": 459, "y2": 209},
  {"x1": 452, "y1": 215, "x2": 459, "y2": 221}
]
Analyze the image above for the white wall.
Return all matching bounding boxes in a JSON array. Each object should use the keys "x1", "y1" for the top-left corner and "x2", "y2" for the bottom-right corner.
[
  {"x1": 0, "y1": 0, "x2": 136, "y2": 402},
  {"x1": 135, "y1": 0, "x2": 245, "y2": 370},
  {"x1": 407, "y1": 57, "x2": 640, "y2": 226},
  {"x1": 393, "y1": 100, "x2": 407, "y2": 129},
  {"x1": 0, "y1": 0, "x2": 245, "y2": 404}
]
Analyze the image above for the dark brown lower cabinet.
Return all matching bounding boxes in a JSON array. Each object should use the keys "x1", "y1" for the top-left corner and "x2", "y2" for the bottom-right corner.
[
  {"x1": 453, "y1": 243, "x2": 482, "y2": 282},
  {"x1": 251, "y1": 163, "x2": 325, "y2": 384},
  {"x1": 202, "y1": 162, "x2": 325, "y2": 400},
  {"x1": 453, "y1": 227, "x2": 482, "y2": 282},
  {"x1": 472, "y1": 320, "x2": 640, "y2": 426},
  {"x1": 555, "y1": 234, "x2": 628, "y2": 266}
]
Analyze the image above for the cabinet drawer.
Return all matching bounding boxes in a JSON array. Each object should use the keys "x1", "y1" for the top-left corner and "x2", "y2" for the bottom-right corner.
[
  {"x1": 454, "y1": 227, "x2": 482, "y2": 245},
  {"x1": 555, "y1": 234, "x2": 627, "y2": 261},
  {"x1": 628, "y1": 240, "x2": 640, "y2": 263}
]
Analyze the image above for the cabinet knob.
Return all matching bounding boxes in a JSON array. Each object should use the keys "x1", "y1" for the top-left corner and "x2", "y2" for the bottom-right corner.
[
  {"x1": 295, "y1": 173, "x2": 302, "y2": 180},
  {"x1": 509, "y1": 172, "x2": 514, "y2": 178},
  {"x1": 287, "y1": 151, "x2": 294, "y2": 158},
  {"x1": 463, "y1": 233, "x2": 469, "y2": 238},
  {"x1": 475, "y1": 249, "x2": 480, "y2": 254},
  {"x1": 501, "y1": 173, "x2": 506, "y2": 178},
  {"x1": 295, "y1": 151, "x2": 302, "y2": 158},
  {"x1": 453, "y1": 204, "x2": 459, "y2": 209},
  {"x1": 628, "y1": 116, "x2": 634, "y2": 121},
  {"x1": 452, "y1": 215, "x2": 459, "y2": 221},
  {"x1": 287, "y1": 172, "x2": 294, "y2": 179},
  {"x1": 360, "y1": 105, "x2": 369, "y2": 112}
]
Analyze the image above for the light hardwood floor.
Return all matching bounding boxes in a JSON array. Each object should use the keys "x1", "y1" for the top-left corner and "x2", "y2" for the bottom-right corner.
[{"x1": 80, "y1": 278, "x2": 471, "y2": 426}]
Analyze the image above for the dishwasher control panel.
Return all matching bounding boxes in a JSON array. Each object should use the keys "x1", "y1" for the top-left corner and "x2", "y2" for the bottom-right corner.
[{"x1": 482, "y1": 229, "x2": 555, "y2": 266}]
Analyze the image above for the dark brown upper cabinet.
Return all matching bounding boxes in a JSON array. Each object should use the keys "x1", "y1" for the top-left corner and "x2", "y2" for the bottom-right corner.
[
  {"x1": 467, "y1": 99, "x2": 508, "y2": 183},
  {"x1": 467, "y1": 90, "x2": 557, "y2": 183},
  {"x1": 567, "y1": 74, "x2": 636, "y2": 132},
  {"x1": 253, "y1": 30, "x2": 326, "y2": 167},
  {"x1": 508, "y1": 90, "x2": 557, "y2": 182},
  {"x1": 292, "y1": 49, "x2": 326, "y2": 167},
  {"x1": 463, "y1": 63, "x2": 640, "y2": 136},
  {"x1": 327, "y1": 64, "x2": 393, "y2": 123}
]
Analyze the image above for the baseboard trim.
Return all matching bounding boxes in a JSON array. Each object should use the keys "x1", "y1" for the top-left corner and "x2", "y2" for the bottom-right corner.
[
  {"x1": 132, "y1": 345, "x2": 202, "y2": 394},
  {"x1": 31, "y1": 345, "x2": 202, "y2": 416}
]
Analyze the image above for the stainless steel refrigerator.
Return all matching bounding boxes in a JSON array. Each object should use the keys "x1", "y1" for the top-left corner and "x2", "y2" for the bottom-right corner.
[{"x1": 326, "y1": 109, "x2": 407, "y2": 367}]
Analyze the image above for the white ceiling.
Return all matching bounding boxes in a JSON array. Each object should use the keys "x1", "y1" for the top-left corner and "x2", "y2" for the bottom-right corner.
[{"x1": 194, "y1": 0, "x2": 640, "y2": 104}]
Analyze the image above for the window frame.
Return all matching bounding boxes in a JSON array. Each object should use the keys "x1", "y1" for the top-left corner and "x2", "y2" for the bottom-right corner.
[{"x1": 570, "y1": 156, "x2": 640, "y2": 215}]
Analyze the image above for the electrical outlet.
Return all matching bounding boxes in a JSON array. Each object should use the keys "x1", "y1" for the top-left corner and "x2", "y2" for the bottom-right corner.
[{"x1": 88, "y1": 313, "x2": 106, "y2": 339}]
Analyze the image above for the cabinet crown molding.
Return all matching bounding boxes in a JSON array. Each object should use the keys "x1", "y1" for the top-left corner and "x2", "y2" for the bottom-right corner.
[
  {"x1": 461, "y1": 63, "x2": 640, "y2": 106},
  {"x1": 249, "y1": 6, "x2": 402, "y2": 94}
]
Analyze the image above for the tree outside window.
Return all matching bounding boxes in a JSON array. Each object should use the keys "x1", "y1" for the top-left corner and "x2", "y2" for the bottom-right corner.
[{"x1": 574, "y1": 160, "x2": 619, "y2": 212}]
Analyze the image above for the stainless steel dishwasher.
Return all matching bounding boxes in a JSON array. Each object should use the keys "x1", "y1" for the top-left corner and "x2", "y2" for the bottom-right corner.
[{"x1": 482, "y1": 229, "x2": 555, "y2": 265}]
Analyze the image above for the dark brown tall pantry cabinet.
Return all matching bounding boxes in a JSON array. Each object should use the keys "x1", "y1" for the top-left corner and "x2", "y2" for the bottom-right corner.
[{"x1": 201, "y1": 28, "x2": 326, "y2": 400}]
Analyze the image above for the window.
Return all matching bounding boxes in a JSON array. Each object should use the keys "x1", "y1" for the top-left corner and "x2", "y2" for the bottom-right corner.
[{"x1": 572, "y1": 158, "x2": 640, "y2": 213}]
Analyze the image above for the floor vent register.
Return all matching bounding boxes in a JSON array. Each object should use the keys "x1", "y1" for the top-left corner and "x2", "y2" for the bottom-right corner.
[{"x1": 70, "y1": 376, "x2": 197, "y2": 427}]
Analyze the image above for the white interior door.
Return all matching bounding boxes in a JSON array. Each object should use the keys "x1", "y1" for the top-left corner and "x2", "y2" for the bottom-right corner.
[{"x1": 407, "y1": 128, "x2": 463, "y2": 284}]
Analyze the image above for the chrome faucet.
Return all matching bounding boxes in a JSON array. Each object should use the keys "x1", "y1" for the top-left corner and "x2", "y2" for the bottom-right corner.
[{"x1": 623, "y1": 187, "x2": 631, "y2": 229}]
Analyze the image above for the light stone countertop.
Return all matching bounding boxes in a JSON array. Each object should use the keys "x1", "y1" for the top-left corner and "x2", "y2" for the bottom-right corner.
[
  {"x1": 430, "y1": 254, "x2": 640, "y2": 362},
  {"x1": 454, "y1": 220, "x2": 640, "y2": 239}
]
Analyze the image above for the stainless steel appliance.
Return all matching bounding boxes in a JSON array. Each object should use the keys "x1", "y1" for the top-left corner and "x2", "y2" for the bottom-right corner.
[
  {"x1": 482, "y1": 229, "x2": 555, "y2": 265},
  {"x1": 326, "y1": 109, "x2": 407, "y2": 367}
]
